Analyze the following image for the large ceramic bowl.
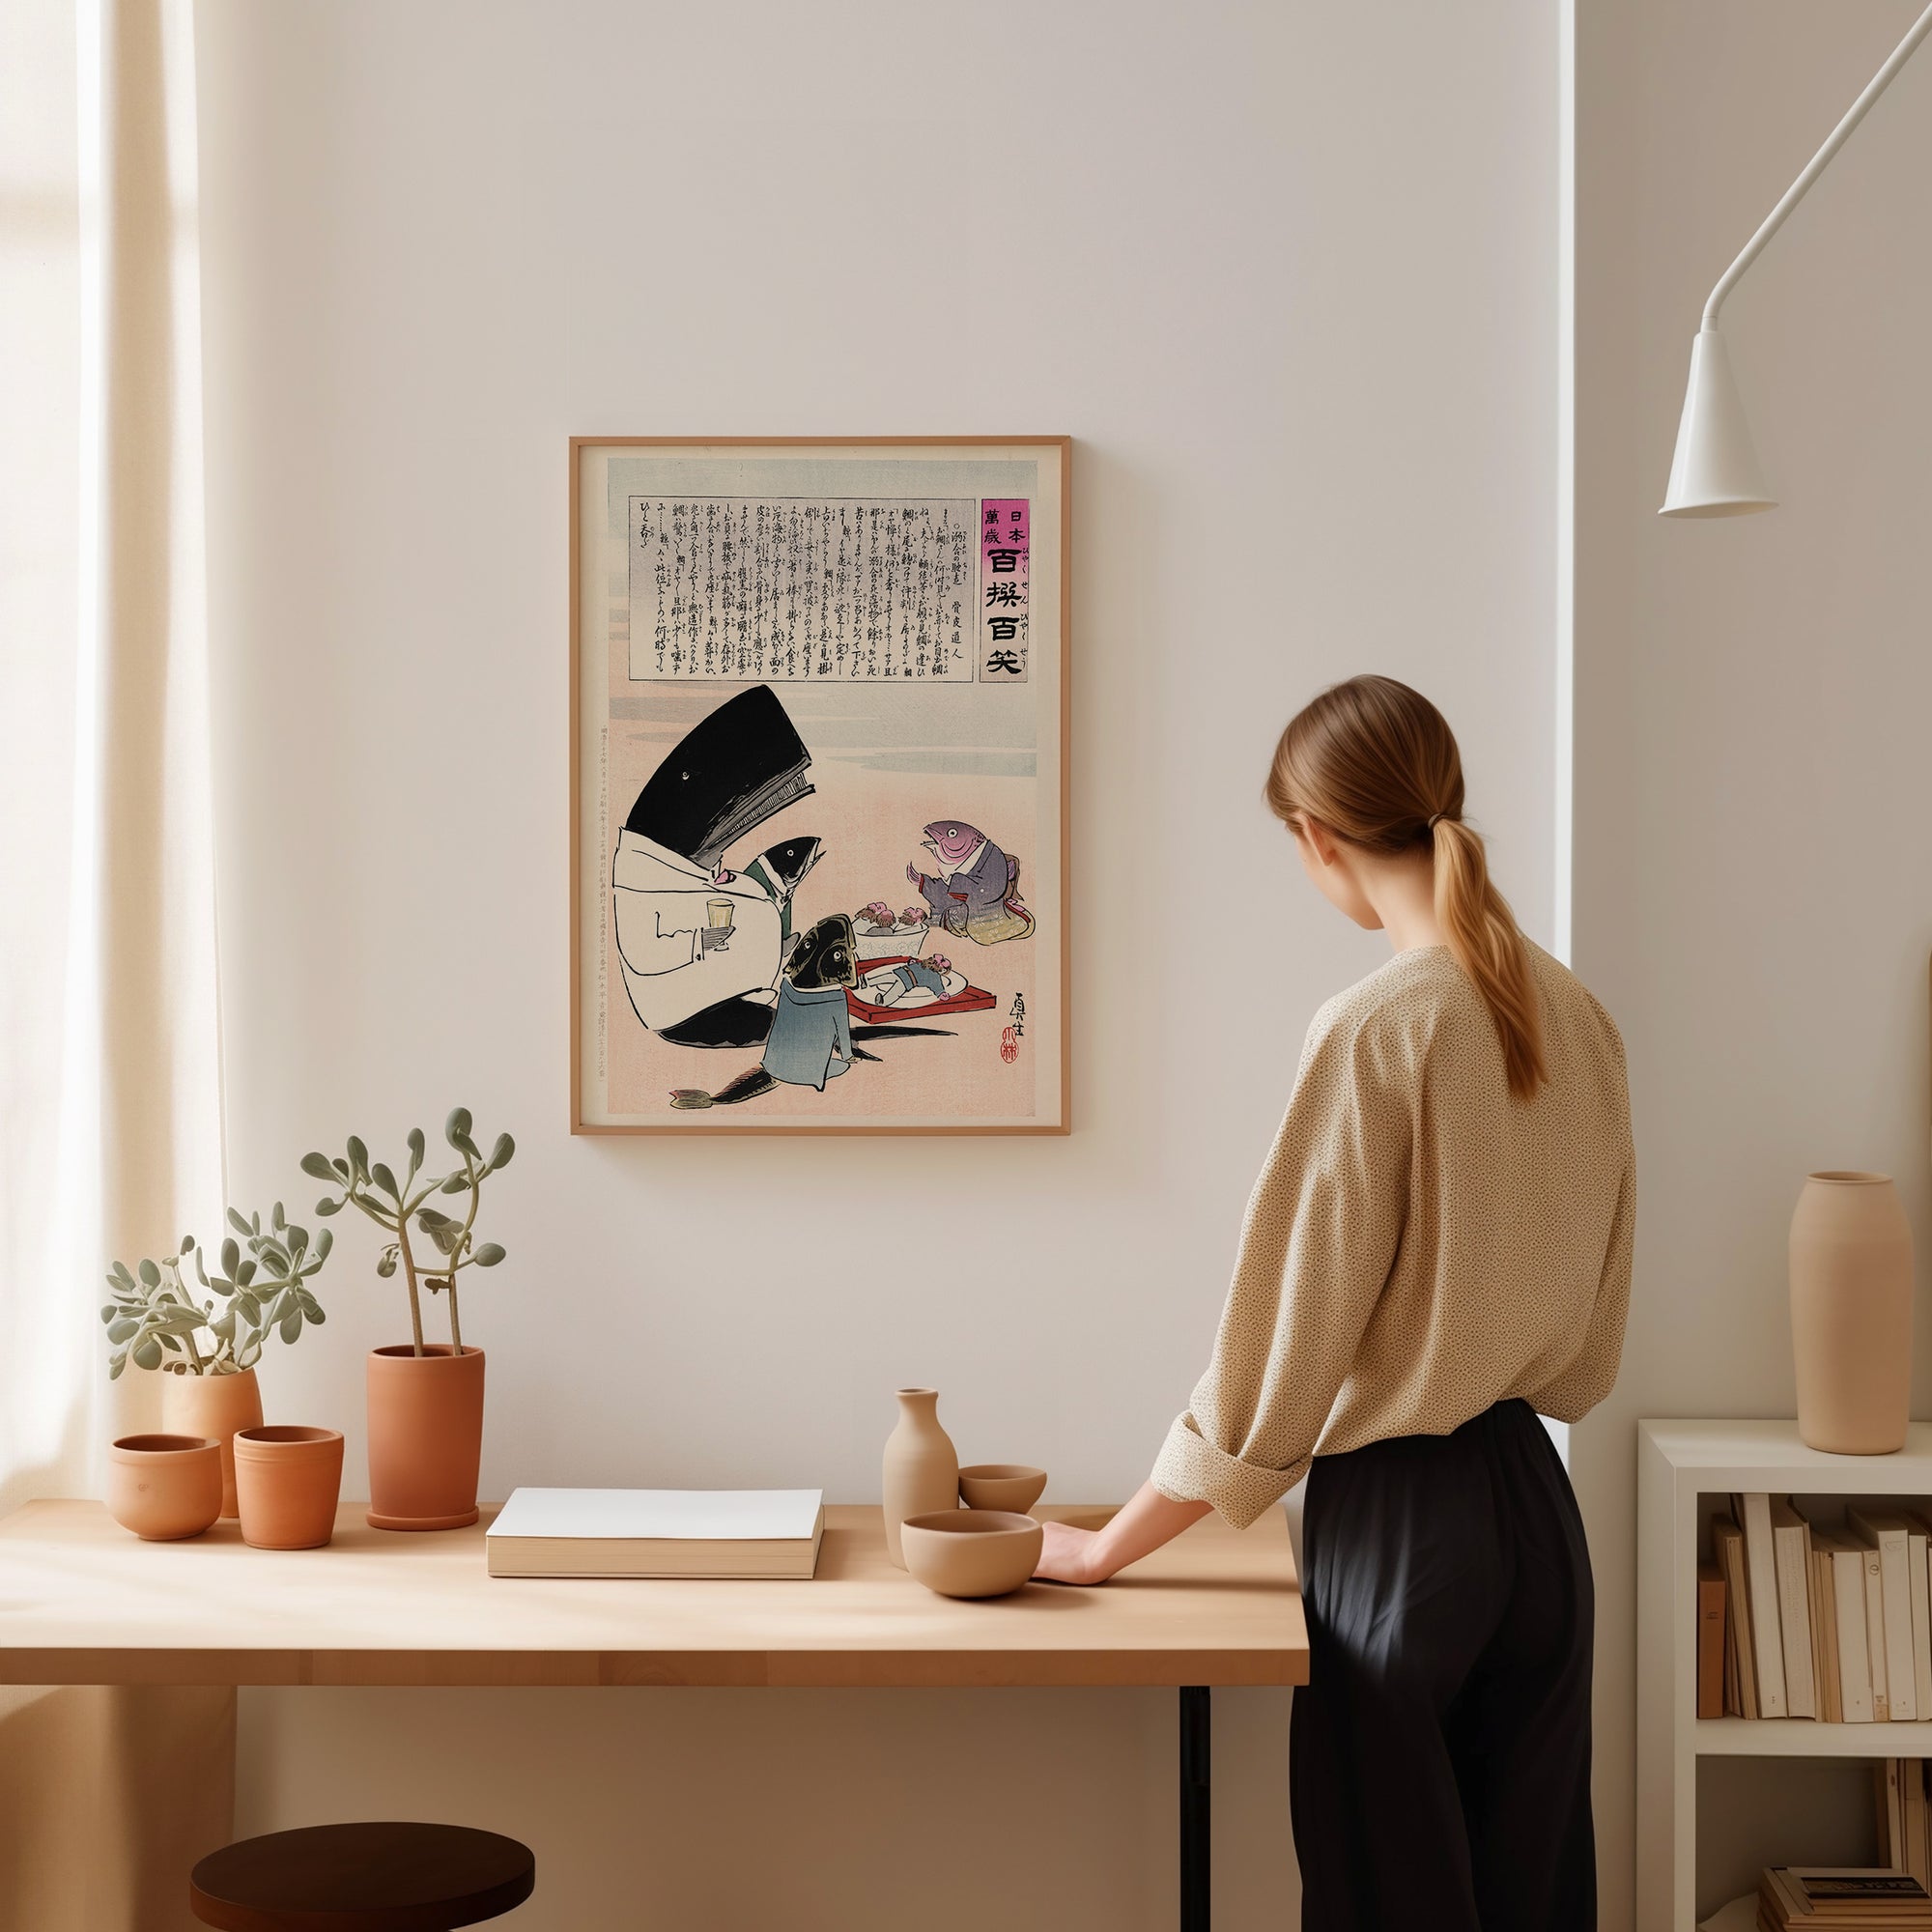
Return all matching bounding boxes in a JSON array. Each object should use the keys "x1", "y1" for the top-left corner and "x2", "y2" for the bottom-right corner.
[
  {"x1": 957, "y1": 1463, "x2": 1047, "y2": 1514},
  {"x1": 899, "y1": 1510, "x2": 1042, "y2": 1599},
  {"x1": 106, "y1": 1434, "x2": 223, "y2": 1541}
]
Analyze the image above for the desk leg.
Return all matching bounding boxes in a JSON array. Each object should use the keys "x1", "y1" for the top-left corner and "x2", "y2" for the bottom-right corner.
[{"x1": 1179, "y1": 1685, "x2": 1209, "y2": 1932}]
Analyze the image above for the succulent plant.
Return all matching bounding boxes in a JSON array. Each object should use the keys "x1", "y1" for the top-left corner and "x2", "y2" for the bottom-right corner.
[
  {"x1": 300, "y1": 1107, "x2": 514, "y2": 1356},
  {"x1": 100, "y1": 1205, "x2": 330, "y2": 1379}
]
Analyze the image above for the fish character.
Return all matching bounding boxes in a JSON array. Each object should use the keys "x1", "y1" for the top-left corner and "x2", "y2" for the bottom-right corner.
[
  {"x1": 737, "y1": 837, "x2": 824, "y2": 946},
  {"x1": 611, "y1": 685, "x2": 820, "y2": 1050},
  {"x1": 668, "y1": 918, "x2": 958, "y2": 1110},
  {"x1": 906, "y1": 819, "x2": 1036, "y2": 946}
]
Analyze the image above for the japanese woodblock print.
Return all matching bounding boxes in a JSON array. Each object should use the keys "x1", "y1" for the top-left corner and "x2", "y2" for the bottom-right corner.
[{"x1": 571, "y1": 439, "x2": 1068, "y2": 1133}]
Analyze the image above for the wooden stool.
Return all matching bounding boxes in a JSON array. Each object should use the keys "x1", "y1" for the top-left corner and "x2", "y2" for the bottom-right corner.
[{"x1": 188, "y1": 1822, "x2": 534, "y2": 1931}]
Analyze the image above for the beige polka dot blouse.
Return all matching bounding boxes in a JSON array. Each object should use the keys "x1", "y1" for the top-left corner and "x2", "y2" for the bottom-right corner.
[{"x1": 1152, "y1": 942, "x2": 1634, "y2": 1529}]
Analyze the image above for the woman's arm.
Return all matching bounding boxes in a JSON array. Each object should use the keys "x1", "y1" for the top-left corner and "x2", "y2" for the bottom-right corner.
[{"x1": 1033, "y1": 1482, "x2": 1211, "y2": 1585}]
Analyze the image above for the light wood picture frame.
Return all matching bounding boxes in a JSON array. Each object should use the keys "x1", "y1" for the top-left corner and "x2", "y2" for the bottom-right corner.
[{"x1": 571, "y1": 437, "x2": 1070, "y2": 1135}]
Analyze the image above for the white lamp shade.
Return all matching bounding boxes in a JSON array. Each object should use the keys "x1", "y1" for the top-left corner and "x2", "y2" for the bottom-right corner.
[{"x1": 1659, "y1": 327, "x2": 1776, "y2": 518}]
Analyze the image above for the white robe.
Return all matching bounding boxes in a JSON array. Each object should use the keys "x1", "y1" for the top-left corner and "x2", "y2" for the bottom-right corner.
[{"x1": 611, "y1": 831, "x2": 783, "y2": 1034}]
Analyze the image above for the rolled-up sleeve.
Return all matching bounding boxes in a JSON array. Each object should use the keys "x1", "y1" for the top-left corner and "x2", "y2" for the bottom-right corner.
[{"x1": 1151, "y1": 1001, "x2": 1411, "y2": 1528}]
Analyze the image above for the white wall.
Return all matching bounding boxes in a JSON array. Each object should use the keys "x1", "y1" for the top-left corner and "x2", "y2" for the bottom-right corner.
[
  {"x1": 194, "y1": 3, "x2": 1556, "y2": 1924},
  {"x1": 1572, "y1": 3, "x2": 1932, "y2": 1924}
]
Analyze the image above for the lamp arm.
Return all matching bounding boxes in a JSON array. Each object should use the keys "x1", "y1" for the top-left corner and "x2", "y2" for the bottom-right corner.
[{"x1": 1703, "y1": 0, "x2": 1932, "y2": 329}]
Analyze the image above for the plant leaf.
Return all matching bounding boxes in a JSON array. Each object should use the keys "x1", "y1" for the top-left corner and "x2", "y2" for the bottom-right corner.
[
  {"x1": 375, "y1": 1248, "x2": 398, "y2": 1279},
  {"x1": 407, "y1": 1126, "x2": 425, "y2": 1177},
  {"x1": 137, "y1": 1258, "x2": 160, "y2": 1287},
  {"x1": 107, "y1": 1316, "x2": 139, "y2": 1343},
  {"x1": 279, "y1": 1308, "x2": 302, "y2": 1344},
  {"x1": 226, "y1": 1208, "x2": 250, "y2": 1237},
  {"x1": 132, "y1": 1337, "x2": 162, "y2": 1371},
  {"x1": 346, "y1": 1135, "x2": 370, "y2": 1179},
  {"x1": 316, "y1": 1196, "x2": 340, "y2": 1216},
  {"x1": 299, "y1": 1151, "x2": 335, "y2": 1180},
  {"x1": 473, "y1": 1243, "x2": 505, "y2": 1267},
  {"x1": 313, "y1": 1227, "x2": 332, "y2": 1261},
  {"x1": 440, "y1": 1174, "x2": 468, "y2": 1195},
  {"x1": 488, "y1": 1132, "x2": 515, "y2": 1171},
  {"x1": 445, "y1": 1107, "x2": 471, "y2": 1145}
]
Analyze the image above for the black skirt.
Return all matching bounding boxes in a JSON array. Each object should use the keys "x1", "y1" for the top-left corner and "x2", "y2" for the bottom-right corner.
[{"x1": 1291, "y1": 1398, "x2": 1596, "y2": 1931}]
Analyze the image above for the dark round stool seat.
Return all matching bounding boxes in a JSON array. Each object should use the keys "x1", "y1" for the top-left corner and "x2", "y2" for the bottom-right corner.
[{"x1": 188, "y1": 1822, "x2": 534, "y2": 1932}]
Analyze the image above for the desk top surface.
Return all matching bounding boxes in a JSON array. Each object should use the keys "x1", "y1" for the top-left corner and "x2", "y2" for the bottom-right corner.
[{"x1": 0, "y1": 1501, "x2": 1306, "y2": 1690}]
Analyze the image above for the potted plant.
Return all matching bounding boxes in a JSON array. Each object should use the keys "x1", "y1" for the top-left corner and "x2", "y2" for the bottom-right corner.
[
  {"x1": 101, "y1": 1206, "x2": 331, "y2": 1517},
  {"x1": 302, "y1": 1108, "x2": 514, "y2": 1531}
]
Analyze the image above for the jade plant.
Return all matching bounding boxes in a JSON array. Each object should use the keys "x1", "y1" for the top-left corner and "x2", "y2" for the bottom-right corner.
[
  {"x1": 300, "y1": 1108, "x2": 514, "y2": 1356},
  {"x1": 100, "y1": 1205, "x2": 331, "y2": 1378}
]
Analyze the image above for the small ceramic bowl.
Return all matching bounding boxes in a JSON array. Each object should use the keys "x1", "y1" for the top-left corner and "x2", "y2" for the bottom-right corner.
[
  {"x1": 900, "y1": 1509, "x2": 1043, "y2": 1599},
  {"x1": 106, "y1": 1434, "x2": 223, "y2": 1541},
  {"x1": 957, "y1": 1463, "x2": 1047, "y2": 1514}
]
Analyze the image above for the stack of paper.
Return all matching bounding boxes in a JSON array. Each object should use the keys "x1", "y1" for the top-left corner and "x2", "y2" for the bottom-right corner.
[{"x1": 485, "y1": 1488, "x2": 824, "y2": 1579}]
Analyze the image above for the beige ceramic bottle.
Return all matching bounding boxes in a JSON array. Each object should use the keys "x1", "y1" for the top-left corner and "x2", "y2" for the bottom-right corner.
[
  {"x1": 881, "y1": 1386, "x2": 959, "y2": 1567},
  {"x1": 1789, "y1": 1171, "x2": 1914, "y2": 1454}
]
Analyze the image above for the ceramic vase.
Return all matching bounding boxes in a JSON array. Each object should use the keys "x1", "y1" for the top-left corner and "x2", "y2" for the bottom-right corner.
[
  {"x1": 1790, "y1": 1171, "x2": 1914, "y2": 1454},
  {"x1": 161, "y1": 1367, "x2": 263, "y2": 1518},
  {"x1": 881, "y1": 1386, "x2": 958, "y2": 1568},
  {"x1": 234, "y1": 1426, "x2": 345, "y2": 1549},
  {"x1": 106, "y1": 1434, "x2": 224, "y2": 1541},
  {"x1": 366, "y1": 1345, "x2": 485, "y2": 1530}
]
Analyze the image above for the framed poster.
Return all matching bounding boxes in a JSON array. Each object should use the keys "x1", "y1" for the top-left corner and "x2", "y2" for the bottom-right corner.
[{"x1": 571, "y1": 437, "x2": 1069, "y2": 1134}]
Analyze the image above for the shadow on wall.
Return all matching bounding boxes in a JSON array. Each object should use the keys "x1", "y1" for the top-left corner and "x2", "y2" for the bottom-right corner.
[{"x1": 0, "y1": 1684, "x2": 235, "y2": 1931}]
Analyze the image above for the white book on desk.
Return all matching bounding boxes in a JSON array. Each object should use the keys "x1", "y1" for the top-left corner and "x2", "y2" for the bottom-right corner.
[{"x1": 486, "y1": 1488, "x2": 825, "y2": 1579}]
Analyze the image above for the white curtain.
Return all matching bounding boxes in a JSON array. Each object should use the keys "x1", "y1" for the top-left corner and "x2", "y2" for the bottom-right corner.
[
  {"x1": 1, "y1": 2, "x2": 232, "y2": 1924},
  {"x1": 2, "y1": 0, "x2": 225, "y2": 1507}
]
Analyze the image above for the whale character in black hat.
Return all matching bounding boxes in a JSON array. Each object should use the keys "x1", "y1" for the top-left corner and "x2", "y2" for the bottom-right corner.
[{"x1": 611, "y1": 685, "x2": 818, "y2": 1050}]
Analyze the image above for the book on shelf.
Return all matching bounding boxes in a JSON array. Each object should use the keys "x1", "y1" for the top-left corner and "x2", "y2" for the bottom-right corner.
[
  {"x1": 1773, "y1": 1496, "x2": 1818, "y2": 1719},
  {"x1": 1877, "y1": 1762, "x2": 1932, "y2": 1895},
  {"x1": 484, "y1": 1488, "x2": 825, "y2": 1579},
  {"x1": 1852, "y1": 1511, "x2": 1922, "y2": 1723},
  {"x1": 1817, "y1": 1526, "x2": 1880, "y2": 1725},
  {"x1": 1716, "y1": 1513, "x2": 1760, "y2": 1719},
  {"x1": 1760, "y1": 1863, "x2": 1932, "y2": 1929},
  {"x1": 1699, "y1": 1560, "x2": 1728, "y2": 1720},
  {"x1": 1736, "y1": 1493, "x2": 1791, "y2": 1718},
  {"x1": 1813, "y1": 1533, "x2": 1844, "y2": 1724}
]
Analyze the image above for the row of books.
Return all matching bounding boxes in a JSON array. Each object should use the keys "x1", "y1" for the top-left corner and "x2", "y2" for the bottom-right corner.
[{"x1": 1699, "y1": 1495, "x2": 1932, "y2": 1722}]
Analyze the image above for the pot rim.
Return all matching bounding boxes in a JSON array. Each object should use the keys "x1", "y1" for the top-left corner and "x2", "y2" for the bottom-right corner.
[
  {"x1": 234, "y1": 1426, "x2": 343, "y2": 1455},
  {"x1": 111, "y1": 1433, "x2": 219, "y2": 1459},
  {"x1": 894, "y1": 1385, "x2": 937, "y2": 1399},
  {"x1": 1808, "y1": 1170, "x2": 1894, "y2": 1185},
  {"x1": 370, "y1": 1344, "x2": 484, "y2": 1362},
  {"x1": 901, "y1": 1510, "x2": 1038, "y2": 1538}
]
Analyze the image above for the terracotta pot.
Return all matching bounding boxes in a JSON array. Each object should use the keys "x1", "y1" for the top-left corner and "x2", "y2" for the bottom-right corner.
[
  {"x1": 881, "y1": 1386, "x2": 957, "y2": 1568},
  {"x1": 234, "y1": 1426, "x2": 345, "y2": 1549},
  {"x1": 107, "y1": 1435, "x2": 223, "y2": 1541},
  {"x1": 1790, "y1": 1171, "x2": 1915, "y2": 1454},
  {"x1": 161, "y1": 1368, "x2": 263, "y2": 1518},
  {"x1": 366, "y1": 1345, "x2": 485, "y2": 1530}
]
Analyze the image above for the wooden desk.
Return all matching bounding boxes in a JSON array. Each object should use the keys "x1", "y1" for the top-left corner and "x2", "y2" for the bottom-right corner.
[{"x1": 0, "y1": 1501, "x2": 1306, "y2": 1928}]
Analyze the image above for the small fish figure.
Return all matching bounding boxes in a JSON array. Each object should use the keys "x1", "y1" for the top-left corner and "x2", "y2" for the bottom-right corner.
[{"x1": 906, "y1": 820, "x2": 1035, "y2": 946}]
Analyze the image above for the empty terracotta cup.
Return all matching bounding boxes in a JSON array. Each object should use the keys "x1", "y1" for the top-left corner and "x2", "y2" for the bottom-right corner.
[
  {"x1": 233, "y1": 1426, "x2": 345, "y2": 1549},
  {"x1": 957, "y1": 1463, "x2": 1047, "y2": 1514},
  {"x1": 899, "y1": 1509, "x2": 1043, "y2": 1599},
  {"x1": 107, "y1": 1435, "x2": 223, "y2": 1541}
]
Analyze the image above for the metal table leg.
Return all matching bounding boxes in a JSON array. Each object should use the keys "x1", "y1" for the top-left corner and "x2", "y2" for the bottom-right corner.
[{"x1": 1180, "y1": 1685, "x2": 1209, "y2": 1931}]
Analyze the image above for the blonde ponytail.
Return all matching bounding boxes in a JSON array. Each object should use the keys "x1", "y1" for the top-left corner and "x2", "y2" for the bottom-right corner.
[
  {"x1": 1265, "y1": 674, "x2": 1547, "y2": 1102},
  {"x1": 1428, "y1": 816, "x2": 1547, "y2": 1101}
]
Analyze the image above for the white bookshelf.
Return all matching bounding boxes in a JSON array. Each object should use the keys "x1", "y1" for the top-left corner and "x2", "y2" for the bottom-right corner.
[{"x1": 1637, "y1": 1419, "x2": 1932, "y2": 1930}]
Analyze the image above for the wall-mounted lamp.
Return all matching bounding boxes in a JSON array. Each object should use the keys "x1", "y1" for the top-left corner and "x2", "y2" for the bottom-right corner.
[{"x1": 1661, "y1": 1, "x2": 1932, "y2": 518}]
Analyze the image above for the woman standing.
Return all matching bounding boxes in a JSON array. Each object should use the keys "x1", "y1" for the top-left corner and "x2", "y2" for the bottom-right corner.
[{"x1": 1036, "y1": 676, "x2": 1633, "y2": 1931}]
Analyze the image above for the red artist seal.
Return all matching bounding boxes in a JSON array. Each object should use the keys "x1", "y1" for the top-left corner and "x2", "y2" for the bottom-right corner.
[{"x1": 1000, "y1": 1026, "x2": 1020, "y2": 1065}]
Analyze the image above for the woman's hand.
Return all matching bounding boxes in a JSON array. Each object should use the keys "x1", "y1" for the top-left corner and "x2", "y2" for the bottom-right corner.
[
  {"x1": 1034, "y1": 1520, "x2": 1107, "y2": 1585},
  {"x1": 1030, "y1": 1483, "x2": 1215, "y2": 1586}
]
